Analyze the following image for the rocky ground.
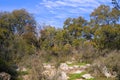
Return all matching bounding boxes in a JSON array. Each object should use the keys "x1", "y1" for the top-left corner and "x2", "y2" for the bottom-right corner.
[
  {"x1": 1, "y1": 58, "x2": 115, "y2": 80},
  {"x1": 42, "y1": 61, "x2": 94, "y2": 80}
]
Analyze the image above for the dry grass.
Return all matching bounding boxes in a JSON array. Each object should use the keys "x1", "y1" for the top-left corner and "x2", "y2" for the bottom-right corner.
[{"x1": 88, "y1": 50, "x2": 120, "y2": 80}]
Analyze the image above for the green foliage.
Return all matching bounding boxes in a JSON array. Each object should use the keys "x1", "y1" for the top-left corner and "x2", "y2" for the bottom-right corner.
[
  {"x1": 12, "y1": 9, "x2": 36, "y2": 35},
  {"x1": 0, "y1": 9, "x2": 37, "y2": 80},
  {"x1": 10, "y1": 36, "x2": 36, "y2": 63},
  {"x1": 40, "y1": 26, "x2": 56, "y2": 50},
  {"x1": 0, "y1": 58, "x2": 18, "y2": 80},
  {"x1": 90, "y1": 5, "x2": 120, "y2": 25},
  {"x1": 93, "y1": 25, "x2": 120, "y2": 49},
  {"x1": 83, "y1": 26, "x2": 92, "y2": 40},
  {"x1": 0, "y1": 12, "x2": 14, "y2": 31},
  {"x1": 64, "y1": 17, "x2": 87, "y2": 39},
  {"x1": 90, "y1": 5, "x2": 120, "y2": 50}
]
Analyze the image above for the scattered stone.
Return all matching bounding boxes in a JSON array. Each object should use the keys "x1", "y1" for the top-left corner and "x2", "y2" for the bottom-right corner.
[
  {"x1": 52, "y1": 70, "x2": 68, "y2": 80},
  {"x1": 42, "y1": 61, "x2": 92, "y2": 80},
  {"x1": 104, "y1": 72, "x2": 111, "y2": 78},
  {"x1": 16, "y1": 67, "x2": 27, "y2": 72},
  {"x1": 43, "y1": 63, "x2": 52, "y2": 69},
  {"x1": 73, "y1": 65, "x2": 79, "y2": 68},
  {"x1": 86, "y1": 64, "x2": 91, "y2": 67},
  {"x1": 22, "y1": 75, "x2": 29, "y2": 80},
  {"x1": 16, "y1": 68, "x2": 20, "y2": 71},
  {"x1": 21, "y1": 67, "x2": 27, "y2": 72},
  {"x1": 59, "y1": 63, "x2": 69, "y2": 71},
  {"x1": 82, "y1": 74, "x2": 94, "y2": 79},
  {"x1": 43, "y1": 63, "x2": 55, "y2": 70},
  {"x1": 80, "y1": 65, "x2": 87, "y2": 69},
  {"x1": 57, "y1": 71, "x2": 68, "y2": 80},
  {"x1": 102, "y1": 66, "x2": 112, "y2": 78},
  {"x1": 42, "y1": 69, "x2": 57, "y2": 79},
  {"x1": 72, "y1": 70, "x2": 82, "y2": 74},
  {"x1": 111, "y1": 71, "x2": 117, "y2": 78},
  {"x1": 42, "y1": 63, "x2": 69, "y2": 80},
  {"x1": 68, "y1": 66, "x2": 74, "y2": 70},
  {"x1": 0, "y1": 72, "x2": 11, "y2": 80}
]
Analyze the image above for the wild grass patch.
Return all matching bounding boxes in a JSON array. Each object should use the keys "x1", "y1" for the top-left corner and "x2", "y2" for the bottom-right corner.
[
  {"x1": 67, "y1": 62, "x2": 87, "y2": 67},
  {"x1": 68, "y1": 72, "x2": 85, "y2": 80}
]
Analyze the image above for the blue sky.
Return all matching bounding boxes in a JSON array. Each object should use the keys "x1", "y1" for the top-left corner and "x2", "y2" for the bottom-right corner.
[{"x1": 0, "y1": 0, "x2": 111, "y2": 28}]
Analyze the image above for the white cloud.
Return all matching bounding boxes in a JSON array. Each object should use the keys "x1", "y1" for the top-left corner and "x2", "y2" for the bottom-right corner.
[
  {"x1": 36, "y1": 0, "x2": 111, "y2": 28},
  {"x1": 38, "y1": 0, "x2": 110, "y2": 14},
  {"x1": 40, "y1": 0, "x2": 101, "y2": 8}
]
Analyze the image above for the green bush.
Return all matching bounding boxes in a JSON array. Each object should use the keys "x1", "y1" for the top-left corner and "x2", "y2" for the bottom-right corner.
[{"x1": 0, "y1": 58, "x2": 18, "y2": 80}]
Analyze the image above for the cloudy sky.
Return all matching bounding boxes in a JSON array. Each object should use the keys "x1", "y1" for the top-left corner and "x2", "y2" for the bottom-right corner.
[{"x1": 0, "y1": 0, "x2": 111, "y2": 28}]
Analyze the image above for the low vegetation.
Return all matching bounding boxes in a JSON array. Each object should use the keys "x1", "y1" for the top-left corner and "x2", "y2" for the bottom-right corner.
[{"x1": 69, "y1": 72, "x2": 86, "y2": 80}]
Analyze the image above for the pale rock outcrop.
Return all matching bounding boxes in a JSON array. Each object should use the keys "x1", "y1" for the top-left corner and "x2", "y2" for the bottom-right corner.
[
  {"x1": 42, "y1": 63, "x2": 68, "y2": 80},
  {"x1": 16, "y1": 67, "x2": 27, "y2": 72},
  {"x1": 80, "y1": 65, "x2": 87, "y2": 69},
  {"x1": 42, "y1": 69, "x2": 57, "y2": 79},
  {"x1": 59, "y1": 63, "x2": 69, "y2": 71},
  {"x1": 68, "y1": 66, "x2": 74, "y2": 70},
  {"x1": 0, "y1": 72, "x2": 11, "y2": 80},
  {"x1": 86, "y1": 64, "x2": 91, "y2": 67},
  {"x1": 21, "y1": 67, "x2": 27, "y2": 72},
  {"x1": 72, "y1": 70, "x2": 82, "y2": 74},
  {"x1": 43, "y1": 63, "x2": 52, "y2": 69},
  {"x1": 82, "y1": 74, "x2": 94, "y2": 79},
  {"x1": 57, "y1": 71, "x2": 68, "y2": 80},
  {"x1": 22, "y1": 75, "x2": 29, "y2": 80},
  {"x1": 102, "y1": 66, "x2": 112, "y2": 78},
  {"x1": 73, "y1": 65, "x2": 79, "y2": 68}
]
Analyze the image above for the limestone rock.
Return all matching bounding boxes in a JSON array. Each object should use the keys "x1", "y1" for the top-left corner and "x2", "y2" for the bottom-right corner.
[
  {"x1": 102, "y1": 66, "x2": 112, "y2": 78},
  {"x1": 80, "y1": 65, "x2": 87, "y2": 69},
  {"x1": 0, "y1": 72, "x2": 11, "y2": 80},
  {"x1": 82, "y1": 74, "x2": 94, "y2": 79},
  {"x1": 86, "y1": 64, "x2": 91, "y2": 67},
  {"x1": 56, "y1": 71, "x2": 68, "y2": 80},
  {"x1": 42, "y1": 69, "x2": 57, "y2": 79},
  {"x1": 21, "y1": 67, "x2": 27, "y2": 72},
  {"x1": 43, "y1": 63, "x2": 52, "y2": 69},
  {"x1": 72, "y1": 70, "x2": 82, "y2": 74},
  {"x1": 22, "y1": 75, "x2": 29, "y2": 80},
  {"x1": 16, "y1": 67, "x2": 27, "y2": 72},
  {"x1": 68, "y1": 66, "x2": 74, "y2": 70},
  {"x1": 73, "y1": 65, "x2": 79, "y2": 68},
  {"x1": 59, "y1": 63, "x2": 69, "y2": 71}
]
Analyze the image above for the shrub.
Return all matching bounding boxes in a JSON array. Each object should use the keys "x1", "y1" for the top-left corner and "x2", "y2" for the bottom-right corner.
[
  {"x1": 0, "y1": 58, "x2": 18, "y2": 80},
  {"x1": 90, "y1": 50, "x2": 120, "y2": 80}
]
